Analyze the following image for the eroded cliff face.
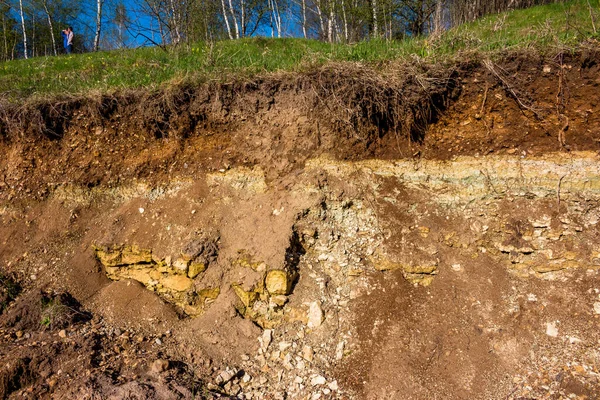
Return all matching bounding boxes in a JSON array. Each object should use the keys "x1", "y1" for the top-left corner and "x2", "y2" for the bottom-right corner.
[{"x1": 1, "y1": 52, "x2": 599, "y2": 399}]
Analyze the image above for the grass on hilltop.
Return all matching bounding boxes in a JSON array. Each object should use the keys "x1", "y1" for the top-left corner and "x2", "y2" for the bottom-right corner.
[{"x1": 0, "y1": 0, "x2": 598, "y2": 101}]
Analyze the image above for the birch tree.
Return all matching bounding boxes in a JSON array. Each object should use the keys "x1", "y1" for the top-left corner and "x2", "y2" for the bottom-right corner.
[
  {"x1": 93, "y1": 0, "x2": 104, "y2": 51},
  {"x1": 18, "y1": 0, "x2": 27, "y2": 58}
]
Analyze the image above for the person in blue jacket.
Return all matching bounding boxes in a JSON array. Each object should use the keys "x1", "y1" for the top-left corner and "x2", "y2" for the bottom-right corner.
[{"x1": 61, "y1": 27, "x2": 73, "y2": 54}]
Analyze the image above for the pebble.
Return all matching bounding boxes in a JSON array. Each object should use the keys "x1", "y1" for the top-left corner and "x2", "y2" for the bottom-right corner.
[
  {"x1": 593, "y1": 302, "x2": 600, "y2": 315},
  {"x1": 335, "y1": 341, "x2": 345, "y2": 360},
  {"x1": 302, "y1": 345, "x2": 314, "y2": 362},
  {"x1": 58, "y1": 330, "x2": 67, "y2": 338},
  {"x1": 151, "y1": 359, "x2": 169, "y2": 374},
  {"x1": 307, "y1": 302, "x2": 324, "y2": 328},
  {"x1": 155, "y1": 338, "x2": 162, "y2": 345},
  {"x1": 216, "y1": 369, "x2": 237, "y2": 385},
  {"x1": 261, "y1": 329, "x2": 273, "y2": 351},
  {"x1": 546, "y1": 322, "x2": 559, "y2": 338},
  {"x1": 311, "y1": 375, "x2": 326, "y2": 386}
]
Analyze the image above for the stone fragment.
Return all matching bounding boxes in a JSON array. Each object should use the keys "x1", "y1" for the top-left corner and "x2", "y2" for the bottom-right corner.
[
  {"x1": 270, "y1": 295, "x2": 288, "y2": 307},
  {"x1": 160, "y1": 275, "x2": 193, "y2": 292},
  {"x1": 265, "y1": 270, "x2": 293, "y2": 295},
  {"x1": 261, "y1": 329, "x2": 273, "y2": 351},
  {"x1": 121, "y1": 245, "x2": 152, "y2": 265},
  {"x1": 125, "y1": 268, "x2": 153, "y2": 286},
  {"x1": 151, "y1": 359, "x2": 169, "y2": 374},
  {"x1": 302, "y1": 345, "x2": 314, "y2": 362},
  {"x1": 307, "y1": 302, "x2": 324, "y2": 328},
  {"x1": 58, "y1": 329, "x2": 67, "y2": 338},
  {"x1": 94, "y1": 247, "x2": 122, "y2": 267},
  {"x1": 188, "y1": 262, "x2": 206, "y2": 278},
  {"x1": 546, "y1": 322, "x2": 559, "y2": 337},
  {"x1": 594, "y1": 302, "x2": 600, "y2": 315},
  {"x1": 335, "y1": 341, "x2": 345, "y2": 360},
  {"x1": 232, "y1": 284, "x2": 259, "y2": 308},
  {"x1": 311, "y1": 375, "x2": 326, "y2": 386},
  {"x1": 198, "y1": 287, "x2": 220, "y2": 300},
  {"x1": 173, "y1": 257, "x2": 190, "y2": 273},
  {"x1": 216, "y1": 369, "x2": 237, "y2": 386}
]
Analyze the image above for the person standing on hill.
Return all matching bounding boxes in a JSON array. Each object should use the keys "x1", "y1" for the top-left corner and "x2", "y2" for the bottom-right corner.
[{"x1": 61, "y1": 27, "x2": 74, "y2": 54}]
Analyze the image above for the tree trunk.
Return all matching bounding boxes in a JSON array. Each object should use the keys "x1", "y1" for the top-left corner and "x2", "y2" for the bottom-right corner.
[
  {"x1": 227, "y1": 0, "x2": 240, "y2": 39},
  {"x1": 316, "y1": 1, "x2": 325, "y2": 39},
  {"x1": 42, "y1": 1, "x2": 57, "y2": 56},
  {"x1": 18, "y1": 0, "x2": 27, "y2": 59},
  {"x1": 371, "y1": 0, "x2": 378, "y2": 38},
  {"x1": 302, "y1": 0, "x2": 307, "y2": 38},
  {"x1": 94, "y1": 0, "x2": 103, "y2": 51},
  {"x1": 433, "y1": 0, "x2": 444, "y2": 36},
  {"x1": 341, "y1": 0, "x2": 348, "y2": 42},
  {"x1": 327, "y1": 0, "x2": 333, "y2": 42},
  {"x1": 220, "y1": 0, "x2": 234, "y2": 39},
  {"x1": 241, "y1": 0, "x2": 246, "y2": 37},
  {"x1": 2, "y1": 13, "x2": 8, "y2": 61}
]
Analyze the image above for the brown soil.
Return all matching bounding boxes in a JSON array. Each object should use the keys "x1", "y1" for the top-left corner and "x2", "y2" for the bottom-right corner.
[{"x1": 1, "y1": 47, "x2": 600, "y2": 399}]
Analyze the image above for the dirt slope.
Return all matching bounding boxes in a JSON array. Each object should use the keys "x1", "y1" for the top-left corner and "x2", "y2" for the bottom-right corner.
[{"x1": 0, "y1": 48, "x2": 600, "y2": 399}]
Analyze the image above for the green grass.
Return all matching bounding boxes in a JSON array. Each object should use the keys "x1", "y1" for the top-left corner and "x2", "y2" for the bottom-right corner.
[{"x1": 0, "y1": 0, "x2": 598, "y2": 101}]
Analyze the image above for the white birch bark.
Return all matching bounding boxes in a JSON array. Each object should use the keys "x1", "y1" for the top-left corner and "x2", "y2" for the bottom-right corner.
[
  {"x1": 371, "y1": 0, "x2": 378, "y2": 38},
  {"x1": 220, "y1": 0, "x2": 233, "y2": 39},
  {"x1": 301, "y1": 0, "x2": 307, "y2": 38},
  {"x1": 93, "y1": 0, "x2": 104, "y2": 51},
  {"x1": 42, "y1": 0, "x2": 56, "y2": 56},
  {"x1": 18, "y1": 0, "x2": 27, "y2": 59},
  {"x1": 327, "y1": 0, "x2": 333, "y2": 43},
  {"x1": 316, "y1": 1, "x2": 325, "y2": 39},
  {"x1": 227, "y1": 0, "x2": 240, "y2": 39},
  {"x1": 269, "y1": 0, "x2": 281, "y2": 37},
  {"x1": 241, "y1": 0, "x2": 245, "y2": 37}
]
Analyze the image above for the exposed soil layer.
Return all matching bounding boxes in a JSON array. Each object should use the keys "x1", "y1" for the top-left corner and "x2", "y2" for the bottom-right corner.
[
  {"x1": 1, "y1": 48, "x2": 600, "y2": 399},
  {"x1": 1, "y1": 49, "x2": 599, "y2": 203}
]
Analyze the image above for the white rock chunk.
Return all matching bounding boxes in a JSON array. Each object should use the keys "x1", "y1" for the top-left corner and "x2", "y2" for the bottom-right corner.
[
  {"x1": 311, "y1": 375, "x2": 326, "y2": 386},
  {"x1": 546, "y1": 322, "x2": 559, "y2": 338},
  {"x1": 307, "y1": 302, "x2": 324, "y2": 329}
]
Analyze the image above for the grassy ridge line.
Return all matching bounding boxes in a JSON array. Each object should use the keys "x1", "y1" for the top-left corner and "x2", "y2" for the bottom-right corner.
[{"x1": 0, "y1": 0, "x2": 598, "y2": 101}]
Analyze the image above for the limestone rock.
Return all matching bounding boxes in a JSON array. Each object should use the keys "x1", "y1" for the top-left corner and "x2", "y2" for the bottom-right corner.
[
  {"x1": 95, "y1": 248, "x2": 122, "y2": 267},
  {"x1": 151, "y1": 359, "x2": 169, "y2": 374},
  {"x1": 161, "y1": 275, "x2": 193, "y2": 292},
  {"x1": 265, "y1": 270, "x2": 293, "y2": 295},
  {"x1": 546, "y1": 321, "x2": 559, "y2": 337},
  {"x1": 307, "y1": 301, "x2": 324, "y2": 328},
  {"x1": 232, "y1": 284, "x2": 259, "y2": 308},
  {"x1": 121, "y1": 245, "x2": 152, "y2": 264},
  {"x1": 188, "y1": 262, "x2": 206, "y2": 279},
  {"x1": 311, "y1": 375, "x2": 326, "y2": 386},
  {"x1": 173, "y1": 257, "x2": 190, "y2": 273},
  {"x1": 198, "y1": 287, "x2": 220, "y2": 301},
  {"x1": 261, "y1": 329, "x2": 272, "y2": 351}
]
